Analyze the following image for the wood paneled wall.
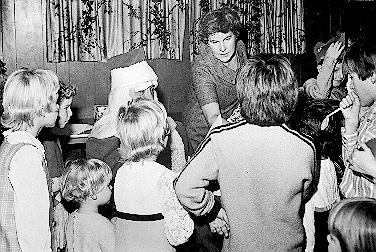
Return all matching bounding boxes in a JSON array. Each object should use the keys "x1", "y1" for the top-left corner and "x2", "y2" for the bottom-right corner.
[{"x1": 0, "y1": 0, "x2": 191, "y2": 120}]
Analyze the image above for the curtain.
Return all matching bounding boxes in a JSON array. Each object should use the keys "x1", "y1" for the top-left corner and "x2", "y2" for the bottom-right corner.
[
  {"x1": 105, "y1": 0, "x2": 186, "y2": 59},
  {"x1": 189, "y1": 0, "x2": 305, "y2": 58},
  {"x1": 261, "y1": 0, "x2": 305, "y2": 54},
  {"x1": 47, "y1": 0, "x2": 186, "y2": 62},
  {"x1": 47, "y1": 0, "x2": 107, "y2": 62}
]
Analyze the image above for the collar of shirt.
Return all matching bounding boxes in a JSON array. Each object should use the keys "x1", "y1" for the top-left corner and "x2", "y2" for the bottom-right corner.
[{"x1": 3, "y1": 130, "x2": 45, "y2": 157}]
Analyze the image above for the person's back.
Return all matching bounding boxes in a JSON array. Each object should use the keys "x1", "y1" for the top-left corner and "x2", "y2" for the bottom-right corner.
[
  {"x1": 206, "y1": 122, "x2": 314, "y2": 251},
  {"x1": 113, "y1": 99, "x2": 193, "y2": 251},
  {"x1": 113, "y1": 161, "x2": 176, "y2": 252},
  {"x1": 65, "y1": 210, "x2": 114, "y2": 252},
  {"x1": 61, "y1": 158, "x2": 115, "y2": 252}
]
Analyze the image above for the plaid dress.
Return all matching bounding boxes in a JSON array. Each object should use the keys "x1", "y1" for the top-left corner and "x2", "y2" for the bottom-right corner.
[{"x1": 0, "y1": 141, "x2": 28, "y2": 252}]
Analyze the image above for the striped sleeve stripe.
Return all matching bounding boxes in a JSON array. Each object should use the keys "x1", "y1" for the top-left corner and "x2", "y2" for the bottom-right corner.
[{"x1": 186, "y1": 120, "x2": 248, "y2": 167}]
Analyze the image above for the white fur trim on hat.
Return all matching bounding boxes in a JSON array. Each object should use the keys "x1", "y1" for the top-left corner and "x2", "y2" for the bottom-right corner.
[{"x1": 110, "y1": 61, "x2": 158, "y2": 91}]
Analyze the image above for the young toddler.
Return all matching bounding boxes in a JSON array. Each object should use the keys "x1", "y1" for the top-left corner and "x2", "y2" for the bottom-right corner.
[
  {"x1": 61, "y1": 158, "x2": 115, "y2": 252},
  {"x1": 0, "y1": 68, "x2": 60, "y2": 251},
  {"x1": 112, "y1": 98, "x2": 193, "y2": 251},
  {"x1": 327, "y1": 198, "x2": 376, "y2": 252}
]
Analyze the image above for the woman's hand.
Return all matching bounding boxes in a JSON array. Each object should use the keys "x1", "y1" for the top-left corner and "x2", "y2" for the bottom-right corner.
[
  {"x1": 201, "y1": 103, "x2": 223, "y2": 127},
  {"x1": 340, "y1": 91, "x2": 360, "y2": 134}
]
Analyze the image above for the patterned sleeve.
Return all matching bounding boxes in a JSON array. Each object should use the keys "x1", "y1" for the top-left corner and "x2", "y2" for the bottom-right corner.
[
  {"x1": 192, "y1": 62, "x2": 218, "y2": 106},
  {"x1": 170, "y1": 130, "x2": 186, "y2": 173},
  {"x1": 342, "y1": 130, "x2": 358, "y2": 169},
  {"x1": 157, "y1": 170, "x2": 194, "y2": 246}
]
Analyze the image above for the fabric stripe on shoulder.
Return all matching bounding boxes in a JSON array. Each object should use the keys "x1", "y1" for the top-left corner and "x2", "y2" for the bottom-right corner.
[
  {"x1": 280, "y1": 124, "x2": 316, "y2": 153},
  {"x1": 187, "y1": 120, "x2": 248, "y2": 166}
]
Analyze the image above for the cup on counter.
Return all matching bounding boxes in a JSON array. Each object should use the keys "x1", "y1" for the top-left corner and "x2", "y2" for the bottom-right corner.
[{"x1": 93, "y1": 105, "x2": 108, "y2": 122}]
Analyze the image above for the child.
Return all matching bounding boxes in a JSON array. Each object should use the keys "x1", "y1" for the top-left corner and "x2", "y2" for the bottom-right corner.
[
  {"x1": 339, "y1": 38, "x2": 376, "y2": 198},
  {"x1": 303, "y1": 32, "x2": 346, "y2": 100},
  {"x1": 0, "y1": 68, "x2": 60, "y2": 251},
  {"x1": 289, "y1": 98, "x2": 343, "y2": 252},
  {"x1": 327, "y1": 198, "x2": 376, "y2": 252},
  {"x1": 112, "y1": 98, "x2": 193, "y2": 251},
  {"x1": 40, "y1": 81, "x2": 77, "y2": 180},
  {"x1": 61, "y1": 158, "x2": 115, "y2": 251},
  {"x1": 39, "y1": 81, "x2": 77, "y2": 251}
]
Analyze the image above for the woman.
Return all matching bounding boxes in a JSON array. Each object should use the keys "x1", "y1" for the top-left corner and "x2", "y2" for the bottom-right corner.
[{"x1": 184, "y1": 7, "x2": 248, "y2": 154}]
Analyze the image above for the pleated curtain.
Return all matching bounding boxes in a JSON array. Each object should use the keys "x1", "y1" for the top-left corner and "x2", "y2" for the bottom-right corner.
[{"x1": 47, "y1": 0, "x2": 305, "y2": 62}]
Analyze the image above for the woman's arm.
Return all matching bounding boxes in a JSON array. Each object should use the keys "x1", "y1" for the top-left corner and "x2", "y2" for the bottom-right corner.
[{"x1": 201, "y1": 103, "x2": 228, "y2": 127}]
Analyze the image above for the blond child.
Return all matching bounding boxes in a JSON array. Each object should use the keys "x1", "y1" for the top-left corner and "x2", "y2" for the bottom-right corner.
[
  {"x1": 327, "y1": 198, "x2": 376, "y2": 252},
  {"x1": 0, "y1": 68, "x2": 60, "y2": 251},
  {"x1": 61, "y1": 158, "x2": 115, "y2": 252},
  {"x1": 112, "y1": 98, "x2": 193, "y2": 251}
]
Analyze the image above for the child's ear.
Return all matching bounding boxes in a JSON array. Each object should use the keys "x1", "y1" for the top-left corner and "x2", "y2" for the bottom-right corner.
[{"x1": 91, "y1": 194, "x2": 98, "y2": 201}]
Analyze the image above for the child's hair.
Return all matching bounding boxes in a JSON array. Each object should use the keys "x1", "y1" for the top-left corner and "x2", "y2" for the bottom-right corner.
[
  {"x1": 236, "y1": 55, "x2": 298, "y2": 125},
  {"x1": 116, "y1": 98, "x2": 169, "y2": 162},
  {"x1": 288, "y1": 97, "x2": 343, "y2": 161},
  {"x1": 58, "y1": 81, "x2": 77, "y2": 102},
  {"x1": 61, "y1": 158, "x2": 112, "y2": 203},
  {"x1": 328, "y1": 198, "x2": 376, "y2": 252},
  {"x1": 1, "y1": 68, "x2": 60, "y2": 131},
  {"x1": 343, "y1": 38, "x2": 376, "y2": 81}
]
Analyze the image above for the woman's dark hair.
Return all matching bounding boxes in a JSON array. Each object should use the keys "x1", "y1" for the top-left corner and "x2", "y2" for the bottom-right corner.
[{"x1": 198, "y1": 7, "x2": 242, "y2": 44}]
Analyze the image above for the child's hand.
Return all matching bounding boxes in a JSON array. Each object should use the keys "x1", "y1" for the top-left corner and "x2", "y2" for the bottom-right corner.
[
  {"x1": 326, "y1": 41, "x2": 345, "y2": 60},
  {"x1": 351, "y1": 143, "x2": 376, "y2": 178},
  {"x1": 340, "y1": 91, "x2": 360, "y2": 133},
  {"x1": 209, "y1": 208, "x2": 230, "y2": 238}
]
